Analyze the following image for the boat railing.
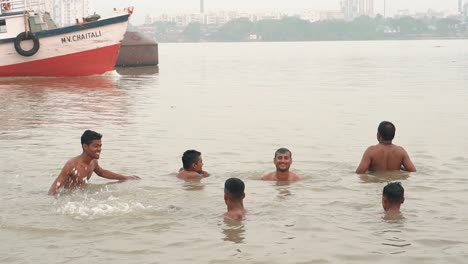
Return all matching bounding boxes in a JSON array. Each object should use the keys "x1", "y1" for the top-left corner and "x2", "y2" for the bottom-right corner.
[{"x1": 1, "y1": 0, "x2": 46, "y2": 14}]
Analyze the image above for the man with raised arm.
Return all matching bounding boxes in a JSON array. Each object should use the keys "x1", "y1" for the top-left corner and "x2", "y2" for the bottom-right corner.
[
  {"x1": 177, "y1": 149, "x2": 209, "y2": 180},
  {"x1": 356, "y1": 121, "x2": 416, "y2": 174},
  {"x1": 261, "y1": 148, "x2": 302, "y2": 181},
  {"x1": 382, "y1": 182, "x2": 405, "y2": 214},
  {"x1": 48, "y1": 130, "x2": 140, "y2": 195},
  {"x1": 224, "y1": 178, "x2": 246, "y2": 220}
]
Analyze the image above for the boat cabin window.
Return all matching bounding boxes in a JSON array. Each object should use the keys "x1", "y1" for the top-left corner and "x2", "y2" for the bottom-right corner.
[{"x1": 0, "y1": 20, "x2": 6, "y2": 33}]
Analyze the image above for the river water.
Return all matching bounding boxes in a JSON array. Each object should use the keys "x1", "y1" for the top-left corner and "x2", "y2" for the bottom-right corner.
[{"x1": 1, "y1": 40, "x2": 467, "y2": 263}]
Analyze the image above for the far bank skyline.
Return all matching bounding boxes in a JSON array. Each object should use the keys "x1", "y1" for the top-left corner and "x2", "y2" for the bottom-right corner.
[{"x1": 92, "y1": 0, "x2": 461, "y2": 25}]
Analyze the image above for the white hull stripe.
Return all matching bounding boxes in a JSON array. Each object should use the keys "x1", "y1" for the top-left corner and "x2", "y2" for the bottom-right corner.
[{"x1": 0, "y1": 14, "x2": 130, "y2": 44}]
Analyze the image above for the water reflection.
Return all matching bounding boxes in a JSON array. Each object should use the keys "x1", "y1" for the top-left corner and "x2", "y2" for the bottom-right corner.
[
  {"x1": 181, "y1": 179, "x2": 205, "y2": 191},
  {"x1": 275, "y1": 181, "x2": 293, "y2": 200},
  {"x1": 382, "y1": 212, "x2": 405, "y2": 221},
  {"x1": 359, "y1": 171, "x2": 410, "y2": 184},
  {"x1": 0, "y1": 76, "x2": 131, "y2": 131},
  {"x1": 0, "y1": 76, "x2": 119, "y2": 89},
  {"x1": 116, "y1": 66, "x2": 159, "y2": 76},
  {"x1": 222, "y1": 218, "x2": 245, "y2": 244},
  {"x1": 376, "y1": 229, "x2": 411, "y2": 254},
  {"x1": 53, "y1": 181, "x2": 126, "y2": 198}
]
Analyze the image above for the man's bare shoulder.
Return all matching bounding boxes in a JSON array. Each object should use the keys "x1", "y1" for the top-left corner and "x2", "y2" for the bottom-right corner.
[
  {"x1": 366, "y1": 144, "x2": 381, "y2": 152},
  {"x1": 288, "y1": 172, "x2": 302, "y2": 181},
  {"x1": 394, "y1": 144, "x2": 407, "y2": 152},
  {"x1": 261, "y1": 172, "x2": 302, "y2": 181},
  {"x1": 66, "y1": 155, "x2": 80, "y2": 163},
  {"x1": 65, "y1": 156, "x2": 98, "y2": 168},
  {"x1": 365, "y1": 144, "x2": 391, "y2": 157},
  {"x1": 378, "y1": 143, "x2": 408, "y2": 155},
  {"x1": 261, "y1": 172, "x2": 276, "y2": 181},
  {"x1": 177, "y1": 170, "x2": 202, "y2": 180},
  {"x1": 224, "y1": 210, "x2": 246, "y2": 221},
  {"x1": 62, "y1": 156, "x2": 82, "y2": 169}
]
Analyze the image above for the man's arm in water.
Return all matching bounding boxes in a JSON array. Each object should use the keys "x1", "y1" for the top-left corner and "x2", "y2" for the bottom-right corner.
[
  {"x1": 400, "y1": 148, "x2": 416, "y2": 172},
  {"x1": 48, "y1": 162, "x2": 72, "y2": 195},
  {"x1": 94, "y1": 162, "x2": 141, "y2": 181},
  {"x1": 355, "y1": 147, "x2": 372, "y2": 174}
]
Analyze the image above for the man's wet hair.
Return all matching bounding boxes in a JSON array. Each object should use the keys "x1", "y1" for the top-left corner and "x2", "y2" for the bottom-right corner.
[
  {"x1": 225, "y1": 178, "x2": 245, "y2": 199},
  {"x1": 81, "y1": 130, "x2": 102, "y2": 145},
  {"x1": 274, "y1": 147, "x2": 292, "y2": 158},
  {"x1": 182, "y1": 150, "x2": 201, "y2": 169},
  {"x1": 378, "y1": 121, "x2": 396, "y2": 141},
  {"x1": 383, "y1": 182, "x2": 404, "y2": 203}
]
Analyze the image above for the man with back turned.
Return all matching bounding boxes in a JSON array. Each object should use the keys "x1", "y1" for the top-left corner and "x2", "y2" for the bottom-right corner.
[
  {"x1": 224, "y1": 178, "x2": 246, "y2": 220},
  {"x1": 356, "y1": 121, "x2": 416, "y2": 174},
  {"x1": 48, "y1": 130, "x2": 140, "y2": 195},
  {"x1": 382, "y1": 182, "x2": 405, "y2": 214}
]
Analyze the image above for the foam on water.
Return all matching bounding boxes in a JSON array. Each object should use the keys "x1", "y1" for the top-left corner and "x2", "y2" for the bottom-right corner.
[
  {"x1": 56, "y1": 196, "x2": 152, "y2": 219},
  {"x1": 52, "y1": 183, "x2": 157, "y2": 219}
]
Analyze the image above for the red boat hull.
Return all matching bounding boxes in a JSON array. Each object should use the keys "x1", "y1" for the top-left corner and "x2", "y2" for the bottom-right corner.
[{"x1": 0, "y1": 44, "x2": 121, "y2": 77}]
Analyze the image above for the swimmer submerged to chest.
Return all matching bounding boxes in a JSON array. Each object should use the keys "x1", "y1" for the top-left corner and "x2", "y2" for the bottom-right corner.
[
  {"x1": 176, "y1": 150, "x2": 209, "y2": 180},
  {"x1": 261, "y1": 148, "x2": 302, "y2": 181},
  {"x1": 224, "y1": 178, "x2": 246, "y2": 221},
  {"x1": 356, "y1": 121, "x2": 416, "y2": 174},
  {"x1": 48, "y1": 130, "x2": 140, "y2": 196}
]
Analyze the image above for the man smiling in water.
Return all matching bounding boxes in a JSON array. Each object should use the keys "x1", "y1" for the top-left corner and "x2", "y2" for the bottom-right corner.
[
  {"x1": 48, "y1": 130, "x2": 140, "y2": 195},
  {"x1": 261, "y1": 148, "x2": 302, "y2": 181}
]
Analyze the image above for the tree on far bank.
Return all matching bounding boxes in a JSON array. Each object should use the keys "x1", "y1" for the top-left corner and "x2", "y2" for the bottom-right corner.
[
  {"x1": 215, "y1": 18, "x2": 254, "y2": 41},
  {"x1": 183, "y1": 22, "x2": 202, "y2": 42}
]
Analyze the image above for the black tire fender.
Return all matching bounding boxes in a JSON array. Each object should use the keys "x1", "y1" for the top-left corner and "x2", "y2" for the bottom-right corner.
[{"x1": 14, "y1": 32, "x2": 40, "y2": 57}]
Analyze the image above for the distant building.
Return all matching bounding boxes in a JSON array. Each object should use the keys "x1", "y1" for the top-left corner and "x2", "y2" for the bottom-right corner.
[
  {"x1": 395, "y1": 9, "x2": 410, "y2": 17},
  {"x1": 341, "y1": 0, "x2": 357, "y2": 21},
  {"x1": 416, "y1": 9, "x2": 445, "y2": 18},
  {"x1": 145, "y1": 9, "x2": 345, "y2": 28},
  {"x1": 358, "y1": 0, "x2": 374, "y2": 17},
  {"x1": 319, "y1": 11, "x2": 344, "y2": 21},
  {"x1": 458, "y1": 0, "x2": 468, "y2": 16},
  {"x1": 145, "y1": 14, "x2": 155, "y2": 25},
  {"x1": 200, "y1": 0, "x2": 204, "y2": 14},
  {"x1": 299, "y1": 11, "x2": 320, "y2": 22},
  {"x1": 45, "y1": 0, "x2": 90, "y2": 26},
  {"x1": 341, "y1": 0, "x2": 374, "y2": 21}
]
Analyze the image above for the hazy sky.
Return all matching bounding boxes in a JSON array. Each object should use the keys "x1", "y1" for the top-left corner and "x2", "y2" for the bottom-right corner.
[{"x1": 93, "y1": 0, "x2": 459, "y2": 25}]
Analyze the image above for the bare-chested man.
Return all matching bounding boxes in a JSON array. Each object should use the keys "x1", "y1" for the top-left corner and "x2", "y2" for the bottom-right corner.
[
  {"x1": 48, "y1": 130, "x2": 140, "y2": 195},
  {"x1": 382, "y1": 182, "x2": 405, "y2": 214},
  {"x1": 261, "y1": 148, "x2": 302, "y2": 181},
  {"x1": 224, "y1": 178, "x2": 246, "y2": 220},
  {"x1": 356, "y1": 121, "x2": 416, "y2": 174},
  {"x1": 177, "y1": 150, "x2": 209, "y2": 180}
]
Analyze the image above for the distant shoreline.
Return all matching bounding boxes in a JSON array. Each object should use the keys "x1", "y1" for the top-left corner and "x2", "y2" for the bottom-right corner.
[
  {"x1": 156, "y1": 36, "x2": 468, "y2": 43},
  {"x1": 138, "y1": 15, "x2": 468, "y2": 44}
]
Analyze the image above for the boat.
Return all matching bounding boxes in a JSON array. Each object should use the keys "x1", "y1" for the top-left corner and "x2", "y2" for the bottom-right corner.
[
  {"x1": 115, "y1": 31, "x2": 159, "y2": 67},
  {"x1": 0, "y1": 0, "x2": 133, "y2": 77}
]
